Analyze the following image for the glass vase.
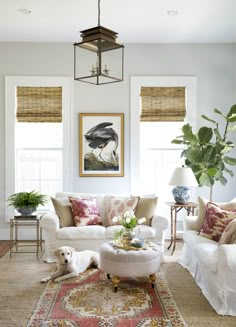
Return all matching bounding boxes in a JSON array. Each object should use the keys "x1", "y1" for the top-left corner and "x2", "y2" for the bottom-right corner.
[{"x1": 122, "y1": 228, "x2": 135, "y2": 248}]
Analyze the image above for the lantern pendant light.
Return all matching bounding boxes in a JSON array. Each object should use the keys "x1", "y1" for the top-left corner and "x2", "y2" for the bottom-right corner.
[{"x1": 73, "y1": 0, "x2": 124, "y2": 85}]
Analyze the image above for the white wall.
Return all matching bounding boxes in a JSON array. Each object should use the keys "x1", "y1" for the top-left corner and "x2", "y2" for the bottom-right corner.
[{"x1": 0, "y1": 42, "x2": 236, "y2": 239}]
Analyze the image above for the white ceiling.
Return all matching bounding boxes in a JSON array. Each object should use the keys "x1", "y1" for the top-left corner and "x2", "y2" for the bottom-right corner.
[{"x1": 0, "y1": 0, "x2": 236, "y2": 44}]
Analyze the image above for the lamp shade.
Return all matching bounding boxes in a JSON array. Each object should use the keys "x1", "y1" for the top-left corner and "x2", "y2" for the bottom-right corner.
[
  {"x1": 169, "y1": 167, "x2": 198, "y2": 187},
  {"x1": 169, "y1": 166, "x2": 198, "y2": 204}
]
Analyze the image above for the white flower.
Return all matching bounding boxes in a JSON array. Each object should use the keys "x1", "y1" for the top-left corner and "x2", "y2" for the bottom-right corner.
[
  {"x1": 125, "y1": 217, "x2": 131, "y2": 224},
  {"x1": 117, "y1": 216, "x2": 122, "y2": 222},
  {"x1": 124, "y1": 211, "x2": 130, "y2": 218},
  {"x1": 137, "y1": 217, "x2": 146, "y2": 225},
  {"x1": 112, "y1": 216, "x2": 118, "y2": 223}
]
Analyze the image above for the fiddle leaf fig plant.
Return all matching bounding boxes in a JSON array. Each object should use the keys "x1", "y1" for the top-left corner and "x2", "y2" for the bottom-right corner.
[{"x1": 171, "y1": 104, "x2": 236, "y2": 200}]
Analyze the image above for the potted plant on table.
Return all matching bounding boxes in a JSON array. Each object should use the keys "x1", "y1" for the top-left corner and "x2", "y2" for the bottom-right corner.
[
  {"x1": 171, "y1": 104, "x2": 236, "y2": 200},
  {"x1": 7, "y1": 190, "x2": 48, "y2": 216}
]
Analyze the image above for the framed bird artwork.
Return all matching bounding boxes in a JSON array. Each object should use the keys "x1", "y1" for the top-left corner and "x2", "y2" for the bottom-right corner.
[{"x1": 79, "y1": 113, "x2": 124, "y2": 177}]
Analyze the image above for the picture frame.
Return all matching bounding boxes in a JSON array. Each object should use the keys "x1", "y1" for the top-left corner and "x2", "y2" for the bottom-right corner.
[{"x1": 79, "y1": 113, "x2": 124, "y2": 177}]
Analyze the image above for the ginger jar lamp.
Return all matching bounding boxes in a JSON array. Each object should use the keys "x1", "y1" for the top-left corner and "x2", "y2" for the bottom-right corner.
[{"x1": 169, "y1": 166, "x2": 198, "y2": 204}]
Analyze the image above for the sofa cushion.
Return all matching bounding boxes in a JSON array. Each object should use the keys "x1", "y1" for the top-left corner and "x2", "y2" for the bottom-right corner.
[
  {"x1": 69, "y1": 197, "x2": 101, "y2": 226},
  {"x1": 200, "y1": 202, "x2": 236, "y2": 242},
  {"x1": 135, "y1": 225, "x2": 156, "y2": 239},
  {"x1": 196, "y1": 196, "x2": 236, "y2": 231},
  {"x1": 57, "y1": 225, "x2": 105, "y2": 240},
  {"x1": 193, "y1": 243, "x2": 218, "y2": 273},
  {"x1": 183, "y1": 230, "x2": 216, "y2": 247},
  {"x1": 135, "y1": 197, "x2": 158, "y2": 226},
  {"x1": 104, "y1": 196, "x2": 139, "y2": 227},
  {"x1": 183, "y1": 230, "x2": 218, "y2": 272},
  {"x1": 219, "y1": 219, "x2": 236, "y2": 245},
  {"x1": 51, "y1": 197, "x2": 74, "y2": 227}
]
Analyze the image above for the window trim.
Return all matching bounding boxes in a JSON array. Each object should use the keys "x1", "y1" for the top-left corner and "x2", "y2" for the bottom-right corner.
[
  {"x1": 130, "y1": 76, "x2": 197, "y2": 194},
  {"x1": 5, "y1": 76, "x2": 73, "y2": 219}
]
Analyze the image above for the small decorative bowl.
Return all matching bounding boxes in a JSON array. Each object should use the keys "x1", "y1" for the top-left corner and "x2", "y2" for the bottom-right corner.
[{"x1": 131, "y1": 238, "x2": 144, "y2": 248}]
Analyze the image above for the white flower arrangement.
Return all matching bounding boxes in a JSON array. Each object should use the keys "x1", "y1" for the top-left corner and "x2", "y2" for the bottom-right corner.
[{"x1": 112, "y1": 210, "x2": 146, "y2": 229}]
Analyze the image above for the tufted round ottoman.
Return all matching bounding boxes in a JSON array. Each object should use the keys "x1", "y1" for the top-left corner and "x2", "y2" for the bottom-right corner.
[{"x1": 99, "y1": 242, "x2": 162, "y2": 292}]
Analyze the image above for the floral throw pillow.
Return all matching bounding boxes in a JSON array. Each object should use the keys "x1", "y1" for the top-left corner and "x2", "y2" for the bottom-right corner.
[
  {"x1": 104, "y1": 196, "x2": 139, "y2": 227},
  {"x1": 196, "y1": 196, "x2": 236, "y2": 231},
  {"x1": 199, "y1": 202, "x2": 236, "y2": 242},
  {"x1": 69, "y1": 197, "x2": 101, "y2": 227}
]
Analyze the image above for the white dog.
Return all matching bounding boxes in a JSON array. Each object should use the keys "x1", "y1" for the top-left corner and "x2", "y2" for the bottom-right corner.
[{"x1": 41, "y1": 246, "x2": 100, "y2": 283}]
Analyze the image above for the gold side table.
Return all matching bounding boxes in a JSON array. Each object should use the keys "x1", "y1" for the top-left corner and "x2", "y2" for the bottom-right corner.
[
  {"x1": 165, "y1": 202, "x2": 197, "y2": 255},
  {"x1": 10, "y1": 215, "x2": 42, "y2": 259}
]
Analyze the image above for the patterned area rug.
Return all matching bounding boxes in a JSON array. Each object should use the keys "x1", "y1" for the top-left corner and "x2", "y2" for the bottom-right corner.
[{"x1": 28, "y1": 269, "x2": 187, "y2": 327}]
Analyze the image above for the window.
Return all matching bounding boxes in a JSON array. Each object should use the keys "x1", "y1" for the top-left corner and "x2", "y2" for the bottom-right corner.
[
  {"x1": 140, "y1": 121, "x2": 184, "y2": 205},
  {"x1": 15, "y1": 123, "x2": 63, "y2": 206},
  {"x1": 139, "y1": 86, "x2": 186, "y2": 204},
  {"x1": 5, "y1": 76, "x2": 72, "y2": 219},
  {"x1": 130, "y1": 76, "x2": 197, "y2": 223}
]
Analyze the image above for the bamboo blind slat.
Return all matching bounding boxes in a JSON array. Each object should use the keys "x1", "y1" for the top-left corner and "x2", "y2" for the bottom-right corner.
[
  {"x1": 140, "y1": 87, "x2": 186, "y2": 122},
  {"x1": 16, "y1": 86, "x2": 62, "y2": 123}
]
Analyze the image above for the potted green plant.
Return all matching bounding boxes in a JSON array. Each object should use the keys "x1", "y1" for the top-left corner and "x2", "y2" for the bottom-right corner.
[
  {"x1": 7, "y1": 190, "x2": 48, "y2": 215},
  {"x1": 171, "y1": 104, "x2": 236, "y2": 200}
]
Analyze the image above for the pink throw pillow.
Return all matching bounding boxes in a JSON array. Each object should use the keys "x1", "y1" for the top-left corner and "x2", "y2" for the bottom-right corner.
[
  {"x1": 69, "y1": 197, "x2": 101, "y2": 227},
  {"x1": 200, "y1": 202, "x2": 236, "y2": 242},
  {"x1": 104, "y1": 196, "x2": 139, "y2": 227}
]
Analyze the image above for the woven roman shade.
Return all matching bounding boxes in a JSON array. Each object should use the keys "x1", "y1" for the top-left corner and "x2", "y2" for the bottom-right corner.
[
  {"x1": 16, "y1": 86, "x2": 62, "y2": 123},
  {"x1": 140, "y1": 87, "x2": 186, "y2": 122}
]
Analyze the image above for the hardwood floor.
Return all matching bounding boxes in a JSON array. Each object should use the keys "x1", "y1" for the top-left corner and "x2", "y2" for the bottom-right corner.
[{"x1": 0, "y1": 240, "x2": 12, "y2": 257}]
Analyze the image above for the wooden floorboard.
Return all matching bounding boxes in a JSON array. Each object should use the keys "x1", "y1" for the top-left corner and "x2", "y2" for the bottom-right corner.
[{"x1": 0, "y1": 240, "x2": 12, "y2": 257}]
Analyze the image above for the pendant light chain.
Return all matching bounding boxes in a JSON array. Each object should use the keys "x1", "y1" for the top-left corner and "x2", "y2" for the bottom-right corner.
[{"x1": 98, "y1": 0, "x2": 101, "y2": 26}]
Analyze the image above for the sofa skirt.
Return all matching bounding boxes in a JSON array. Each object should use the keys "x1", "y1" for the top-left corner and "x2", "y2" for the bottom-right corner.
[{"x1": 179, "y1": 242, "x2": 236, "y2": 315}]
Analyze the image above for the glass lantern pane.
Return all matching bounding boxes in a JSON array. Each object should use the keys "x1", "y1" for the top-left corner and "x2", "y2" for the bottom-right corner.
[
  {"x1": 101, "y1": 47, "x2": 123, "y2": 81},
  {"x1": 74, "y1": 42, "x2": 123, "y2": 84},
  {"x1": 74, "y1": 46, "x2": 98, "y2": 80}
]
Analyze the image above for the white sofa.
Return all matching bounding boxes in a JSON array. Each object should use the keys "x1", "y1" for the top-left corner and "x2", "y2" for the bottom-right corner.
[
  {"x1": 40, "y1": 192, "x2": 169, "y2": 263},
  {"x1": 179, "y1": 214, "x2": 236, "y2": 316}
]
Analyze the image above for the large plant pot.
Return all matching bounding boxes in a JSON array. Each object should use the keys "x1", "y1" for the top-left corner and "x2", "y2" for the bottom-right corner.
[{"x1": 16, "y1": 207, "x2": 36, "y2": 216}]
